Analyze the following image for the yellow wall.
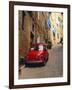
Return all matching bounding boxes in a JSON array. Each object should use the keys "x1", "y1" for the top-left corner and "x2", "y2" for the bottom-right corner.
[{"x1": 50, "y1": 12, "x2": 63, "y2": 45}]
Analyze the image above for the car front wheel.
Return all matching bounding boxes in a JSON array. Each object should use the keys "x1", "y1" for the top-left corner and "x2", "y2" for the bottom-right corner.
[{"x1": 43, "y1": 56, "x2": 48, "y2": 66}]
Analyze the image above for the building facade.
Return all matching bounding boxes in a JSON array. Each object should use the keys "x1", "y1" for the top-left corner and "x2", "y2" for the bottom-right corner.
[
  {"x1": 50, "y1": 12, "x2": 63, "y2": 45},
  {"x1": 19, "y1": 11, "x2": 63, "y2": 58}
]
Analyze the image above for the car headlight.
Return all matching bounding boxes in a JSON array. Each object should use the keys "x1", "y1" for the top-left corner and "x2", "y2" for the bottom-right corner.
[{"x1": 39, "y1": 55, "x2": 44, "y2": 60}]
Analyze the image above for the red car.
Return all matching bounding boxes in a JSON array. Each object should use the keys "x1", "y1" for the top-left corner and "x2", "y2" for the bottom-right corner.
[{"x1": 25, "y1": 43, "x2": 49, "y2": 66}]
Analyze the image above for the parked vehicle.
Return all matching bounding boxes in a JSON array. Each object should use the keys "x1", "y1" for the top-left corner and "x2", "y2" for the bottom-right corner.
[
  {"x1": 47, "y1": 41, "x2": 52, "y2": 49},
  {"x1": 25, "y1": 43, "x2": 49, "y2": 66},
  {"x1": 60, "y1": 38, "x2": 63, "y2": 45}
]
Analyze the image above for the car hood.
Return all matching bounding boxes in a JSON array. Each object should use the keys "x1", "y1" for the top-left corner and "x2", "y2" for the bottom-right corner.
[{"x1": 26, "y1": 50, "x2": 43, "y2": 60}]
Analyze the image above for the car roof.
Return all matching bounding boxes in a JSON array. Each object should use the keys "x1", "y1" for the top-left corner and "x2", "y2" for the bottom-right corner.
[{"x1": 32, "y1": 43, "x2": 47, "y2": 46}]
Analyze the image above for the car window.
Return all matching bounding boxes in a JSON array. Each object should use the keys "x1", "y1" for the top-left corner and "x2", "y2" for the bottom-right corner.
[
  {"x1": 38, "y1": 45, "x2": 43, "y2": 51},
  {"x1": 34, "y1": 46, "x2": 39, "y2": 50},
  {"x1": 31, "y1": 45, "x2": 44, "y2": 51}
]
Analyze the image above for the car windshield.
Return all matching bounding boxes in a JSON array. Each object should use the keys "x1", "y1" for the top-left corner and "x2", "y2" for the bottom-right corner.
[{"x1": 31, "y1": 45, "x2": 43, "y2": 51}]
